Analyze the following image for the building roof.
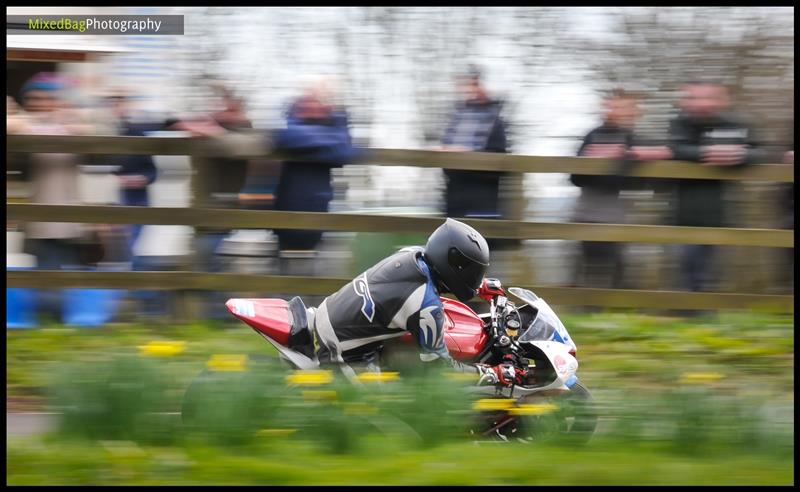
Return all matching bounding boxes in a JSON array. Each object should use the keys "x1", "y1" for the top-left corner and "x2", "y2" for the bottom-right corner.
[
  {"x1": 6, "y1": 6, "x2": 132, "y2": 57},
  {"x1": 7, "y1": 35, "x2": 132, "y2": 55}
]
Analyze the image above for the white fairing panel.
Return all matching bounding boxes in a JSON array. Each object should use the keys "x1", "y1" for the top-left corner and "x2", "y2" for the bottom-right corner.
[
  {"x1": 505, "y1": 341, "x2": 576, "y2": 395},
  {"x1": 469, "y1": 341, "x2": 578, "y2": 396},
  {"x1": 535, "y1": 341, "x2": 578, "y2": 379}
]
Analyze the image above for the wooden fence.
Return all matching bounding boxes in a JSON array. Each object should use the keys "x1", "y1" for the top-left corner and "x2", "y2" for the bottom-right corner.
[{"x1": 6, "y1": 133, "x2": 794, "y2": 313}]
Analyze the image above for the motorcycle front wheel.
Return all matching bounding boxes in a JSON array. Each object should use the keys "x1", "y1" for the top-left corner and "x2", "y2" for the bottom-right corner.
[{"x1": 513, "y1": 381, "x2": 598, "y2": 445}]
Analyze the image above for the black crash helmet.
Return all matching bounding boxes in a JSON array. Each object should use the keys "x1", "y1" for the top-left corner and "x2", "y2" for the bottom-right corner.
[{"x1": 424, "y1": 218, "x2": 490, "y2": 303}]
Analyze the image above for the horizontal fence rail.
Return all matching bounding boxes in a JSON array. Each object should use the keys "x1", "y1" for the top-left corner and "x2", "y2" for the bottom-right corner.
[
  {"x1": 6, "y1": 204, "x2": 794, "y2": 247},
  {"x1": 5, "y1": 271, "x2": 793, "y2": 312},
  {"x1": 7, "y1": 134, "x2": 794, "y2": 182},
  {"x1": 6, "y1": 133, "x2": 794, "y2": 315}
]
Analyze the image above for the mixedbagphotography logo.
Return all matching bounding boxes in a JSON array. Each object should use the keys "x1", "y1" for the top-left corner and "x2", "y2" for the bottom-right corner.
[{"x1": 7, "y1": 15, "x2": 184, "y2": 35}]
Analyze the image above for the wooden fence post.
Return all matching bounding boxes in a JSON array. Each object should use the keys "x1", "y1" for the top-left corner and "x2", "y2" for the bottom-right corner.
[
  {"x1": 503, "y1": 171, "x2": 534, "y2": 287},
  {"x1": 183, "y1": 155, "x2": 211, "y2": 321}
]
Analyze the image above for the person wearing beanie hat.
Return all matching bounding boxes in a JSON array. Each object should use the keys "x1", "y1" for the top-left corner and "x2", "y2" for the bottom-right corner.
[
  {"x1": 19, "y1": 73, "x2": 64, "y2": 113},
  {"x1": 20, "y1": 72, "x2": 66, "y2": 97},
  {"x1": 14, "y1": 72, "x2": 88, "y2": 319}
]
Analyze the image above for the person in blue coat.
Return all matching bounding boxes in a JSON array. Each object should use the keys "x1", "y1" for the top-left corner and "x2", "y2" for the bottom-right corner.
[{"x1": 272, "y1": 86, "x2": 359, "y2": 251}]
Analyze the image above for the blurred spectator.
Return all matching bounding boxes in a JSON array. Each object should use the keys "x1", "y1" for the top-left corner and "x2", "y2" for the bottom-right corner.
[
  {"x1": 440, "y1": 65, "x2": 508, "y2": 220},
  {"x1": 667, "y1": 81, "x2": 761, "y2": 292},
  {"x1": 171, "y1": 84, "x2": 254, "y2": 203},
  {"x1": 209, "y1": 85, "x2": 255, "y2": 202},
  {"x1": 778, "y1": 134, "x2": 793, "y2": 292},
  {"x1": 97, "y1": 92, "x2": 163, "y2": 319},
  {"x1": 7, "y1": 95, "x2": 28, "y2": 134},
  {"x1": 570, "y1": 89, "x2": 637, "y2": 289},
  {"x1": 781, "y1": 135, "x2": 793, "y2": 231},
  {"x1": 569, "y1": 89, "x2": 671, "y2": 289},
  {"x1": 9, "y1": 73, "x2": 91, "y2": 318},
  {"x1": 105, "y1": 92, "x2": 158, "y2": 257},
  {"x1": 171, "y1": 85, "x2": 257, "y2": 319},
  {"x1": 171, "y1": 85, "x2": 279, "y2": 210},
  {"x1": 271, "y1": 79, "x2": 358, "y2": 251},
  {"x1": 7, "y1": 96, "x2": 32, "y2": 188}
]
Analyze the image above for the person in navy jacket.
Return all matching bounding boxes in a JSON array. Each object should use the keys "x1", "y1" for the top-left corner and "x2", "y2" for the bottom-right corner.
[
  {"x1": 440, "y1": 66, "x2": 508, "y2": 220},
  {"x1": 107, "y1": 94, "x2": 158, "y2": 253}
]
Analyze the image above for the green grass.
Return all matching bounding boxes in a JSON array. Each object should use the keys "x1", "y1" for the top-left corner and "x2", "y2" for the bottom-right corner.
[
  {"x1": 5, "y1": 311, "x2": 795, "y2": 485},
  {"x1": 7, "y1": 434, "x2": 794, "y2": 485},
  {"x1": 6, "y1": 320, "x2": 271, "y2": 409},
  {"x1": 7, "y1": 311, "x2": 794, "y2": 403}
]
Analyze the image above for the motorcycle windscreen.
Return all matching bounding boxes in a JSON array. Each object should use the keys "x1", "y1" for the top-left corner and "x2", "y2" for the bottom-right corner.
[{"x1": 517, "y1": 298, "x2": 576, "y2": 352}]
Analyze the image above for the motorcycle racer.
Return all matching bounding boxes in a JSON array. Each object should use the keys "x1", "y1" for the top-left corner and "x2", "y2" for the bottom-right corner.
[{"x1": 307, "y1": 218, "x2": 522, "y2": 386}]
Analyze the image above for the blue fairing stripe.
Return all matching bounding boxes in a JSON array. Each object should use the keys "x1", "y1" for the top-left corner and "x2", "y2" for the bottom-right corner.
[
  {"x1": 415, "y1": 256, "x2": 446, "y2": 352},
  {"x1": 416, "y1": 256, "x2": 442, "y2": 311},
  {"x1": 565, "y1": 375, "x2": 578, "y2": 388}
]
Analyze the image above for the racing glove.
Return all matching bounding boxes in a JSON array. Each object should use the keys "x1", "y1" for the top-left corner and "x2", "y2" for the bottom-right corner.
[{"x1": 475, "y1": 361, "x2": 525, "y2": 387}]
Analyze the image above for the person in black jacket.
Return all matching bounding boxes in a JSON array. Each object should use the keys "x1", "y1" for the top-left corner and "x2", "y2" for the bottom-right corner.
[
  {"x1": 779, "y1": 136, "x2": 793, "y2": 293},
  {"x1": 667, "y1": 81, "x2": 761, "y2": 292},
  {"x1": 570, "y1": 89, "x2": 671, "y2": 288},
  {"x1": 781, "y1": 136, "x2": 793, "y2": 232}
]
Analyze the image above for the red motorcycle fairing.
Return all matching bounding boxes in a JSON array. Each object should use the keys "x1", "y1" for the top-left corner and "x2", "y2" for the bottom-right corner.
[
  {"x1": 226, "y1": 298, "x2": 292, "y2": 346},
  {"x1": 228, "y1": 296, "x2": 489, "y2": 361},
  {"x1": 399, "y1": 297, "x2": 488, "y2": 361}
]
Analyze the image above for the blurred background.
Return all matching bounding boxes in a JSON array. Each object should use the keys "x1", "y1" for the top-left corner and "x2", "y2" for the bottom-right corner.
[{"x1": 5, "y1": 6, "x2": 794, "y2": 486}]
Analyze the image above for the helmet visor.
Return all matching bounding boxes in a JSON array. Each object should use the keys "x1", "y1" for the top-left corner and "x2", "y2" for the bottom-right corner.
[{"x1": 448, "y1": 247, "x2": 487, "y2": 293}]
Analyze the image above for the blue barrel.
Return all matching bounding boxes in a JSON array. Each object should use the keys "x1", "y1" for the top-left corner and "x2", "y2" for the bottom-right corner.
[
  {"x1": 6, "y1": 270, "x2": 37, "y2": 329},
  {"x1": 62, "y1": 266, "x2": 123, "y2": 327}
]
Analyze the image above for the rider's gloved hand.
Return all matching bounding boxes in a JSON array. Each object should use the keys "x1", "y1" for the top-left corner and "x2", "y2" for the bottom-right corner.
[{"x1": 476, "y1": 363, "x2": 525, "y2": 387}]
